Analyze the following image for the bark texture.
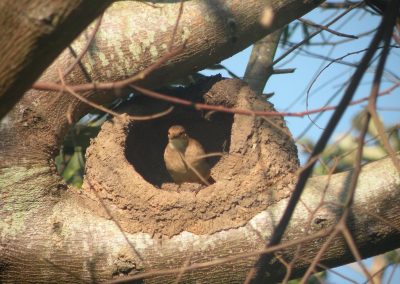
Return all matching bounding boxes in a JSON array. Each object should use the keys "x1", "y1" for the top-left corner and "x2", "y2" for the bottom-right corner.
[
  {"x1": 1, "y1": 148, "x2": 400, "y2": 283},
  {"x1": 0, "y1": 0, "x2": 111, "y2": 119},
  {"x1": 28, "y1": 0, "x2": 323, "y2": 136}
]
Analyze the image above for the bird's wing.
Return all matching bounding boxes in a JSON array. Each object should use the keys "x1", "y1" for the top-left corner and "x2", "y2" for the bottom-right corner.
[{"x1": 186, "y1": 138, "x2": 207, "y2": 161}]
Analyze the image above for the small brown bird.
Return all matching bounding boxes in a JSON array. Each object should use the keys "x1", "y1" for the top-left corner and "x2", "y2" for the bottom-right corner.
[{"x1": 164, "y1": 125, "x2": 212, "y2": 185}]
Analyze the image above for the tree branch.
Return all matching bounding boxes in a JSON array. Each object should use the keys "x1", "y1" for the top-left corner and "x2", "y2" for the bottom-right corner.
[
  {"x1": 0, "y1": 0, "x2": 111, "y2": 119},
  {"x1": 1, "y1": 155, "x2": 399, "y2": 282}
]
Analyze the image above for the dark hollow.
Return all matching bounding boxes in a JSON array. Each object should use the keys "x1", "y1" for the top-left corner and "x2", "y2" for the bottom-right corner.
[{"x1": 125, "y1": 109, "x2": 233, "y2": 187}]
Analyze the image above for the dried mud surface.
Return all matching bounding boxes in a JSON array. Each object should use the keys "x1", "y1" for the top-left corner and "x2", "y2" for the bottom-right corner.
[{"x1": 83, "y1": 78, "x2": 299, "y2": 237}]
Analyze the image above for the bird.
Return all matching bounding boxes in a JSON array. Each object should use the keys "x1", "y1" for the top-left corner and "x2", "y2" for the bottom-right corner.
[{"x1": 164, "y1": 125, "x2": 212, "y2": 185}]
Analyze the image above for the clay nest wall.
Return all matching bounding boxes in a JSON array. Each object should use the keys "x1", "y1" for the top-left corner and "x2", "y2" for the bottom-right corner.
[{"x1": 83, "y1": 78, "x2": 299, "y2": 237}]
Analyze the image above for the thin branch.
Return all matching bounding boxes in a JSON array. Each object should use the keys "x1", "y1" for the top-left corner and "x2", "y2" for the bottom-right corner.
[
  {"x1": 191, "y1": 152, "x2": 223, "y2": 161},
  {"x1": 177, "y1": 151, "x2": 210, "y2": 186},
  {"x1": 62, "y1": 14, "x2": 104, "y2": 80},
  {"x1": 341, "y1": 224, "x2": 374, "y2": 282},
  {"x1": 306, "y1": 46, "x2": 400, "y2": 106},
  {"x1": 272, "y1": 68, "x2": 296, "y2": 74},
  {"x1": 298, "y1": 82, "x2": 399, "y2": 140},
  {"x1": 173, "y1": 252, "x2": 193, "y2": 284},
  {"x1": 298, "y1": 255, "x2": 358, "y2": 284},
  {"x1": 272, "y1": 3, "x2": 362, "y2": 68},
  {"x1": 281, "y1": 158, "x2": 339, "y2": 282},
  {"x1": 58, "y1": 69, "x2": 173, "y2": 121},
  {"x1": 299, "y1": 228, "x2": 340, "y2": 284},
  {"x1": 168, "y1": 0, "x2": 185, "y2": 51},
  {"x1": 298, "y1": 18, "x2": 358, "y2": 39},
  {"x1": 320, "y1": 1, "x2": 363, "y2": 10},
  {"x1": 288, "y1": 29, "x2": 376, "y2": 46},
  {"x1": 131, "y1": 82, "x2": 398, "y2": 120}
]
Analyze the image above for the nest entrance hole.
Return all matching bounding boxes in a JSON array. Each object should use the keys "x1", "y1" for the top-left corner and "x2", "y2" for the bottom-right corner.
[{"x1": 125, "y1": 111, "x2": 233, "y2": 187}]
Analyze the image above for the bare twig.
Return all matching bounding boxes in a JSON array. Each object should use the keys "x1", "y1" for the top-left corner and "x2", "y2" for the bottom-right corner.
[
  {"x1": 299, "y1": 228, "x2": 340, "y2": 284},
  {"x1": 271, "y1": 3, "x2": 362, "y2": 68},
  {"x1": 173, "y1": 252, "x2": 193, "y2": 284},
  {"x1": 62, "y1": 14, "x2": 103, "y2": 80},
  {"x1": 297, "y1": 82, "x2": 399, "y2": 140},
  {"x1": 298, "y1": 255, "x2": 358, "y2": 284},
  {"x1": 281, "y1": 157, "x2": 339, "y2": 282},
  {"x1": 341, "y1": 224, "x2": 374, "y2": 282},
  {"x1": 306, "y1": 46, "x2": 400, "y2": 108},
  {"x1": 320, "y1": 1, "x2": 363, "y2": 10},
  {"x1": 299, "y1": 18, "x2": 358, "y2": 39},
  {"x1": 58, "y1": 69, "x2": 173, "y2": 121},
  {"x1": 289, "y1": 28, "x2": 376, "y2": 46},
  {"x1": 168, "y1": 0, "x2": 185, "y2": 51},
  {"x1": 191, "y1": 152, "x2": 223, "y2": 161},
  {"x1": 272, "y1": 68, "x2": 296, "y2": 74},
  {"x1": 131, "y1": 83, "x2": 398, "y2": 120},
  {"x1": 177, "y1": 151, "x2": 210, "y2": 186}
]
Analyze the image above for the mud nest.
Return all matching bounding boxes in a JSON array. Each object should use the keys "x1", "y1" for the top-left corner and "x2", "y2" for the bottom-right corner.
[{"x1": 84, "y1": 78, "x2": 299, "y2": 237}]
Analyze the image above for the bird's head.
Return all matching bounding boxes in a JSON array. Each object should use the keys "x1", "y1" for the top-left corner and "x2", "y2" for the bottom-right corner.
[{"x1": 167, "y1": 125, "x2": 189, "y2": 151}]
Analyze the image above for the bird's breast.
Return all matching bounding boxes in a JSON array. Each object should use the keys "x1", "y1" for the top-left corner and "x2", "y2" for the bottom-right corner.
[{"x1": 164, "y1": 140, "x2": 210, "y2": 184}]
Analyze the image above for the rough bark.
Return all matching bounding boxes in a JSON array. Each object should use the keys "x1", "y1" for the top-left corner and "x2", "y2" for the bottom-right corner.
[
  {"x1": 244, "y1": 29, "x2": 283, "y2": 94},
  {"x1": 2, "y1": 0, "x2": 399, "y2": 283},
  {"x1": 1, "y1": 146, "x2": 399, "y2": 283},
  {"x1": 26, "y1": 0, "x2": 324, "y2": 137},
  {"x1": 0, "y1": 0, "x2": 111, "y2": 119}
]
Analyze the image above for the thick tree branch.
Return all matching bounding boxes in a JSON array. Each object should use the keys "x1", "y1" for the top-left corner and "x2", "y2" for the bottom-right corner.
[
  {"x1": 1, "y1": 155, "x2": 399, "y2": 282},
  {"x1": 18, "y1": 0, "x2": 323, "y2": 138},
  {"x1": 0, "y1": 0, "x2": 111, "y2": 119}
]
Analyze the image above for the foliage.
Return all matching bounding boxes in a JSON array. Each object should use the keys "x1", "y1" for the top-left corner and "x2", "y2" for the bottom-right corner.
[
  {"x1": 300, "y1": 111, "x2": 400, "y2": 175},
  {"x1": 55, "y1": 114, "x2": 106, "y2": 187}
]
